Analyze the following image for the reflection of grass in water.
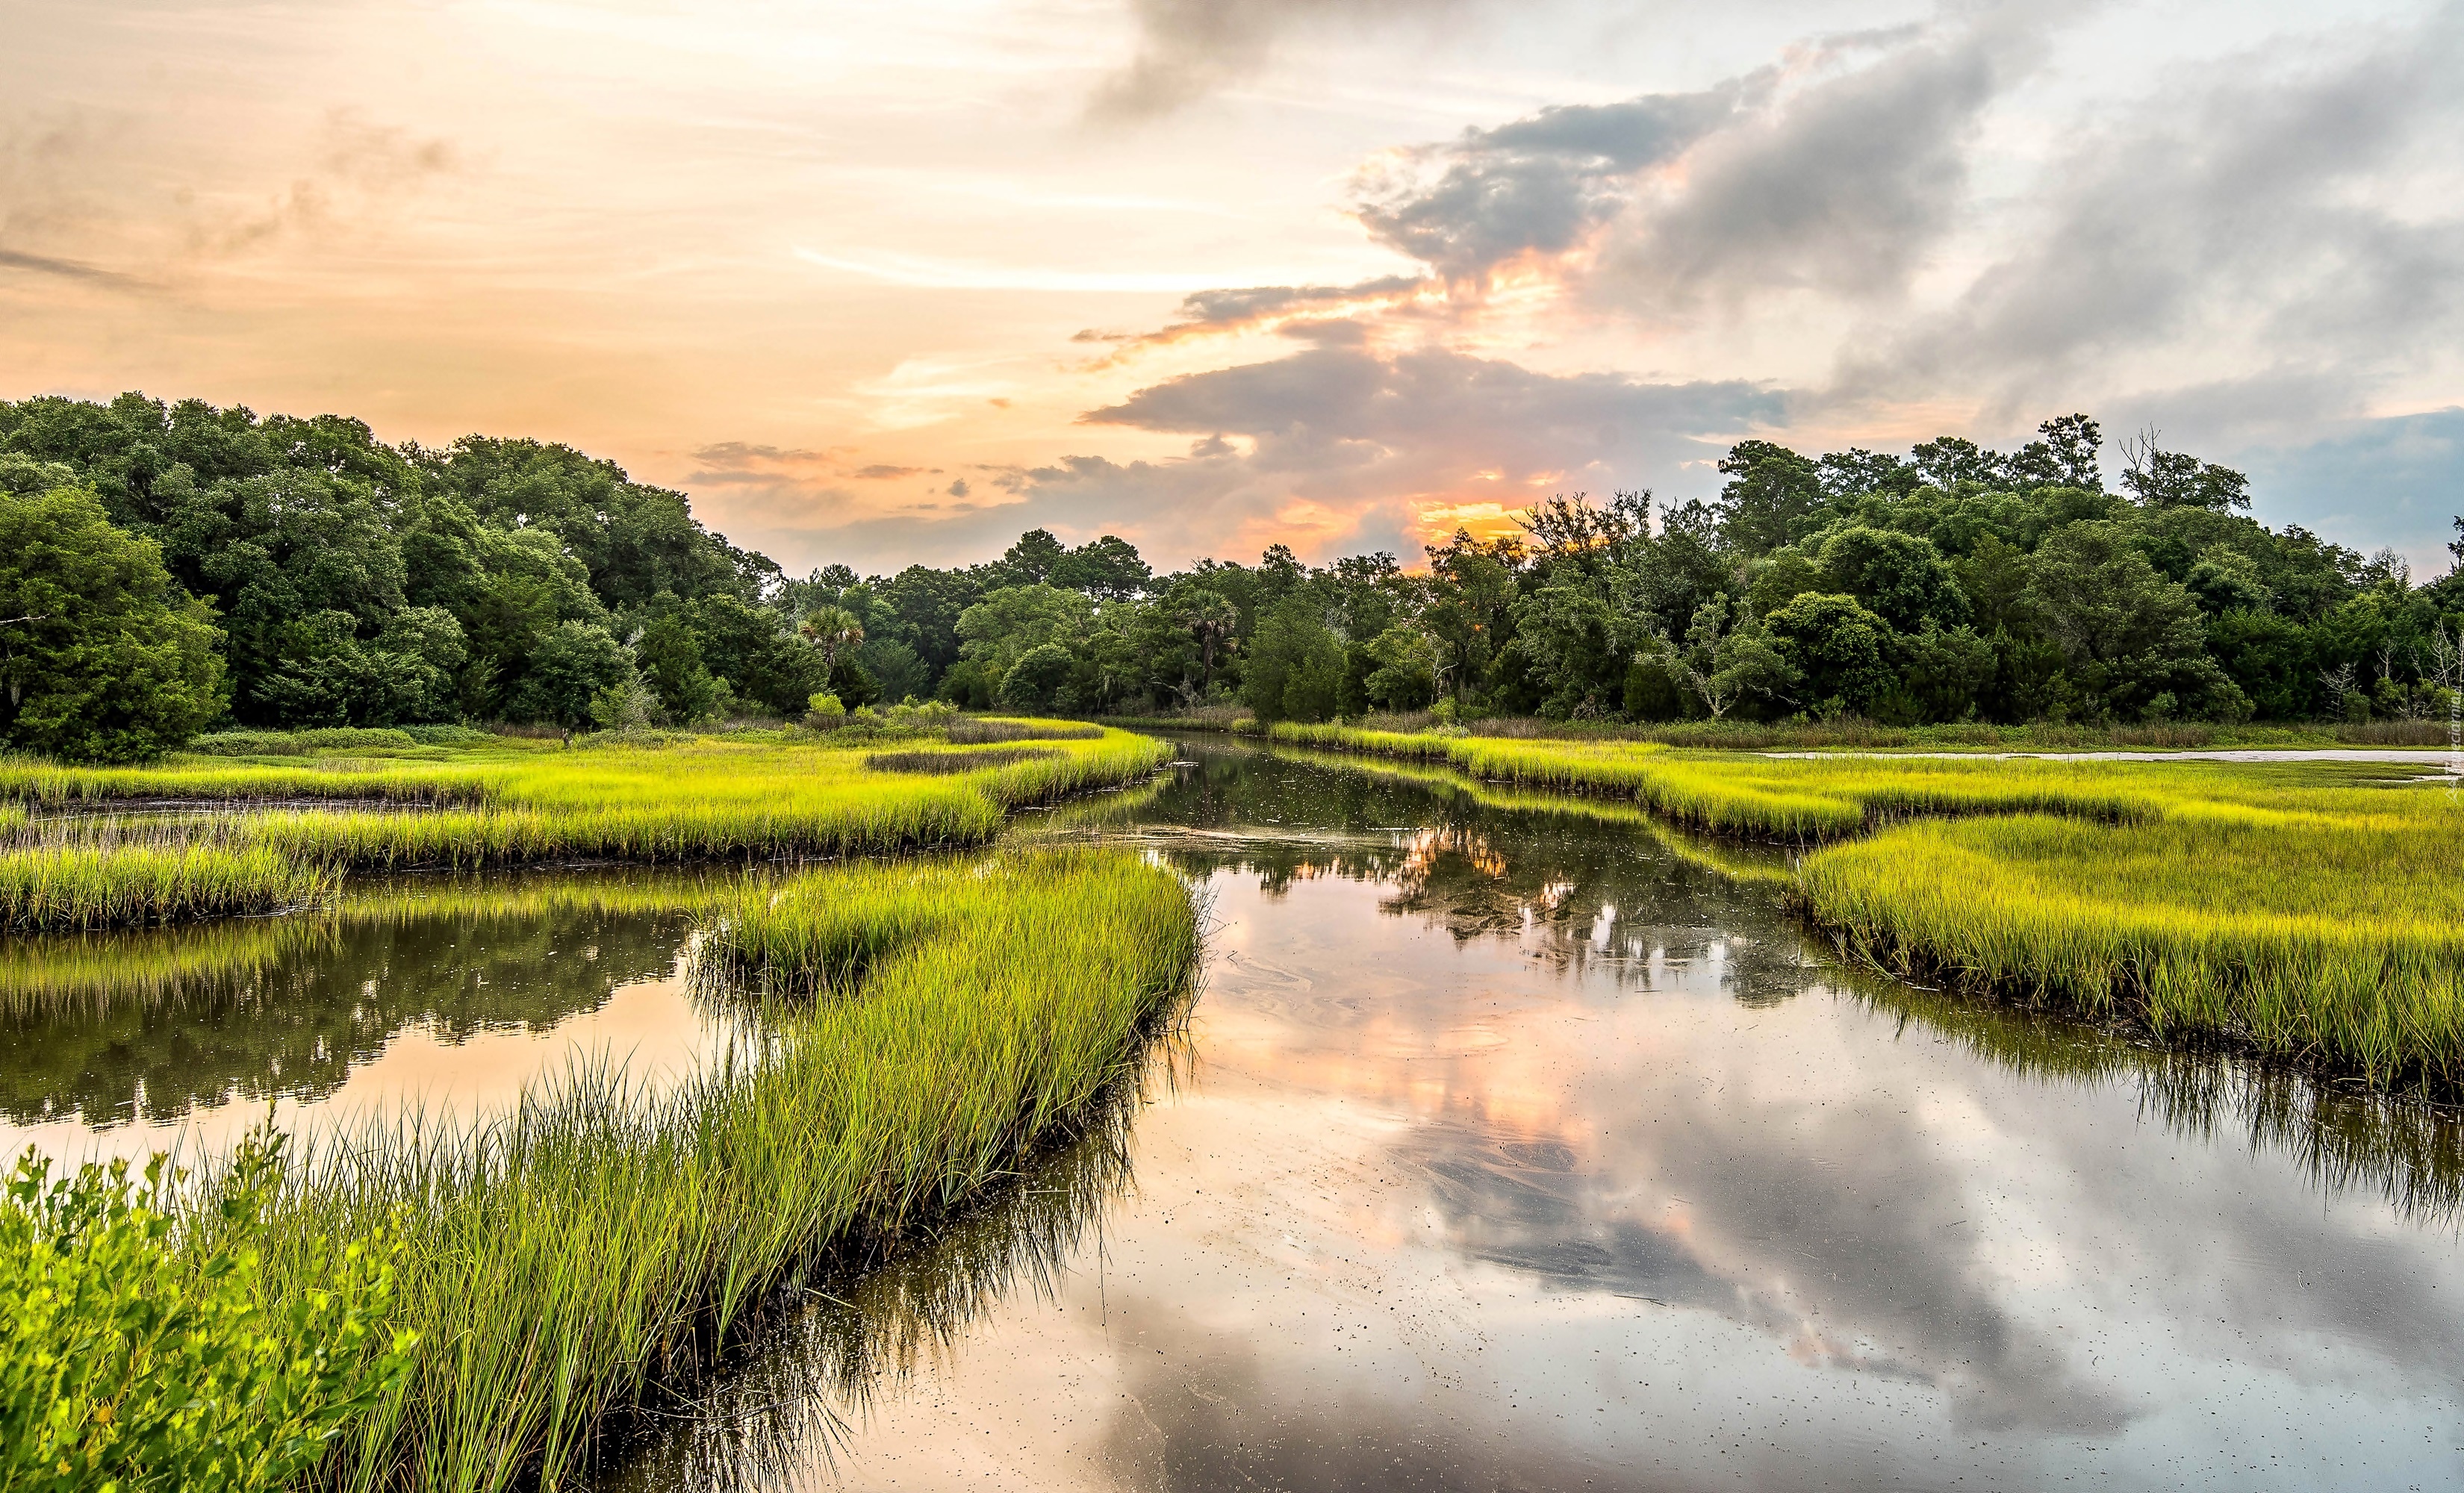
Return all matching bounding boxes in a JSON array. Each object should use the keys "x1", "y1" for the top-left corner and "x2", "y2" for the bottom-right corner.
[
  {"x1": 1844, "y1": 968, "x2": 2464, "y2": 1226},
  {"x1": 1273, "y1": 724, "x2": 2464, "y2": 1094},
  {"x1": 0, "y1": 915, "x2": 341, "y2": 1017},
  {"x1": 598, "y1": 1055, "x2": 1169, "y2": 1492},
  {"x1": 217, "y1": 847, "x2": 1196, "y2": 1492},
  {"x1": 0, "y1": 868, "x2": 743, "y2": 1126},
  {"x1": 1266, "y1": 736, "x2": 2464, "y2": 1226},
  {"x1": 0, "y1": 868, "x2": 738, "y2": 1015}
]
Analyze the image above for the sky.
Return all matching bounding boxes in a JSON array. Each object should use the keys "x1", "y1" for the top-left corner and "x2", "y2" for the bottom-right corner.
[{"x1": 4, "y1": 0, "x2": 2460, "y2": 576}]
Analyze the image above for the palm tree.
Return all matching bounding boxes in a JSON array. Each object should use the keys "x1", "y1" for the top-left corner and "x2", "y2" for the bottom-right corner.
[{"x1": 797, "y1": 606, "x2": 865, "y2": 670}]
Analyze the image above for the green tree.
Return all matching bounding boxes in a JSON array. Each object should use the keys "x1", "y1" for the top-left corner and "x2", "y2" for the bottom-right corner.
[
  {"x1": 2025, "y1": 522, "x2": 2250, "y2": 720},
  {"x1": 1049, "y1": 534, "x2": 1153, "y2": 600},
  {"x1": 511, "y1": 621, "x2": 635, "y2": 731},
  {"x1": 998, "y1": 642, "x2": 1076, "y2": 712},
  {"x1": 1764, "y1": 593, "x2": 1894, "y2": 717},
  {"x1": 1817, "y1": 527, "x2": 1970, "y2": 634},
  {"x1": 1649, "y1": 596, "x2": 1793, "y2": 720},
  {"x1": 1242, "y1": 599, "x2": 1347, "y2": 723},
  {"x1": 0, "y1": 487, "x2": 224, "y2": 762},
  {"x1": 634, "y1": 599, "x2": 718, "y2": 723},
  {"x1": 1714, "y1": 441, "x2": 1826, "y2": 555},
  {"x1": 1361, "y1": 624, "x2": 1439, "y2": 711}
]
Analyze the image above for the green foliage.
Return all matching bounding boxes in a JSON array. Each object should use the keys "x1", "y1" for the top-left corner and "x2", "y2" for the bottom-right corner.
[
  {"x1": 1764, "y1": 593, "x2": 1894, "y2": 716},
  {"x1": 5, "y1": 391, "x2": 2441, "y2": 735},
  {"x1": 511, "y1": 621, "x2": 633, "y2": 732},
  {"x1": 0, "y1": 1128, "x2": 414, "y2": 1492},
  {"x1": 1241, "y1": 599, "x2": 1347, "y2": 722},
  {"x1": 2024, "y1": 522, "x2": 2250, "y2": 722},
  {"x1": 1649, "y1": 596, "x2": 1793, "y2": 720},
  {"x1": 187, "y1": 728, "x2": 420, "y2": 756},
  {"x1": 998, "y1": 642, "x2": 1077, "y2": 713},
  {"x1": 0, "y1": 487, "x2": 224, "y2": 764},
  {"x1": 1817, "y1": 526, "x2": 1970, "y2": 633}
]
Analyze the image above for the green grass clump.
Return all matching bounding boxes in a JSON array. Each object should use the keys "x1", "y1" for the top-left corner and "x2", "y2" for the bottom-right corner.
[
  {"x1": 0, "y1": 841, "x2": 340, "y2": 932},
  {"x1": 1267, "y1": 720, "x2": 2158, "y2": 838},
  {"x1": 1799, "y1": 791, "x2": 2464, "y2": 1088},
  {"x1": 1268, "y1": 723, "x2": 2464, "y2": 1088},
  {"x1": 234, "y1": 846, "x2": 1195, "y2": 1492},
  {"x1": 0, "y1": 731, "x2": 1170, "y2": 920}
]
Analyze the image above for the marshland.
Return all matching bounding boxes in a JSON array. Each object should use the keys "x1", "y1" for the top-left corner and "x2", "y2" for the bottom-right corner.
[
  {"x1": 4, "y1": 723, "x2": 2462, "y2": 1492},
  {"x1": 5, "y1": 397, "x2": 2463, "y2": 1490}
]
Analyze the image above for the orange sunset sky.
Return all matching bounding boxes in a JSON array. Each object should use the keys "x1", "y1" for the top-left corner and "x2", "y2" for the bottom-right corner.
[{"x1": 6, "y1": 0, "x2": 2460, "y2": 576}]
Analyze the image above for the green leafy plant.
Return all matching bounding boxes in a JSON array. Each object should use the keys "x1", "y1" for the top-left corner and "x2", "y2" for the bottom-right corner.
[{"x1": 0, "y1": 1127, "x2": 416, "y2": 1492}]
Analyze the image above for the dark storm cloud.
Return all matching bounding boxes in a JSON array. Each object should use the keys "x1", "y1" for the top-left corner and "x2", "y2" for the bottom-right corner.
[
  {"x1": 1092, "y1": 0, "x2": 1477, "y2": 121},
  {"x1": 1848, "y1": 8, "x2": 2464, "y2": 416}
]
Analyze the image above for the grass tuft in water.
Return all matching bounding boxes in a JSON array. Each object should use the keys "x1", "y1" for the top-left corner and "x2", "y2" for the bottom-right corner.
[{"x1": 224, "y1": 845, "x2": 1197, "y2": 1492}]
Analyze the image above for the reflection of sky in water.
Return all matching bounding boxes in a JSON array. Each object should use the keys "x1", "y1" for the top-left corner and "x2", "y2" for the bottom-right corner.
[
  {"x1": 0, "y1": 876, "x2": 739, "y2": 1168},
  {"x1": 608, "y1": 747, "x2": 2464, "y2": 1492}
]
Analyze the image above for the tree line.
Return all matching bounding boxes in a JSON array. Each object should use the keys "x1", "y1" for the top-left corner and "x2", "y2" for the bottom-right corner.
[{"x1": 0, "y1": 393, "x2": 2454, "y2": 760}]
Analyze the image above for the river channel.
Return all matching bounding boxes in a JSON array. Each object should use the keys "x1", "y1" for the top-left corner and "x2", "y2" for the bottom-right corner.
[{"x1": 6, "y1": 740, "x2": 2461, "y2": 1490}]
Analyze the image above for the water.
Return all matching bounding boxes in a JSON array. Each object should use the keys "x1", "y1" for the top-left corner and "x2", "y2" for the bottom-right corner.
[
  {"x1": 5, "y1": 743, "x2": 2460, "y2": 1489},
  {"x1": 0, "y1": 867, "x2": 739, "y2": 1168}
]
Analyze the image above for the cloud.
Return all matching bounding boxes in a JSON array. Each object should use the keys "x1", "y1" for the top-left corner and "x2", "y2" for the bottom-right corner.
[
  {"x1": 1091, "y1": 0, "x2": 1479, "y2": 122},
  {"x1": 852, "y1": 463, "x2": 926, "y2": 480},
  {"x1": 1342, "y1": 15, "x2": 2041, "y2": 314},
  {"x1": 1842, "y1": 10, "x2": 2464, "y2": 420},
  {"x1": 1352, "y1": 78, "x2": 1767, "y2": 283},
  {"x1": 0, "y1": 246, "x2": 149, "y2": 287},
  {"x1": 1027, "y1": 344, "x2": 1781, "y2": 561},
  {"x1": 1073, "y1": 273, "x2": 1431, "y2": 357}
]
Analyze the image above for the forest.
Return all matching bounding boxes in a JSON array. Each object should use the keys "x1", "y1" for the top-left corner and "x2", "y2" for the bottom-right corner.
[{"x1": 1, "y1": 393, "x2": 2454, "y2": 760}]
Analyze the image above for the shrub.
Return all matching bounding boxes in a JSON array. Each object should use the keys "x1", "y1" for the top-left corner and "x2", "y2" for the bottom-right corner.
[
  {"x1": 398, "y1": 724, "x2": 490, "y2": 746},
  {"x1": 0, "y1": 1128, "x2": 415, "y2": 1492},
  {"x1": 803, "y1": 692, "x2": 846, "y2": 730},
  {"x1": 186, "y1": 728, "x2": 421, "y2": 757}
]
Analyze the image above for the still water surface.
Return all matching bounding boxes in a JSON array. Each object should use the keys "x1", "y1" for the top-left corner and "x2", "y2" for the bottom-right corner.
[{"x1": 4, "y1": 741, "x2": 2460, "y2": 1490}]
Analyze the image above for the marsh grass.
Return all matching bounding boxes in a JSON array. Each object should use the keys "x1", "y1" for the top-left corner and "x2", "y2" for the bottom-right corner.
[
  {"x1": 1799, "y1": 800, "x2": 2464, "y2": 1090},
  {"x1": 599, "y1": 1076, "x2": 1157, "y2": 1489},
  {"x1": 0, "y1": 732, "x2": 1169, "y2": 927},
  {"x1": 217, "y1": 846, "x2": 1197, "y2": 1492},
  {"x1": 1269, "y1": 723, "x2": 2464, "y2": 1091},
  {"x1": 0, "y1": 839, "x2": 339, "y2": 932},
  {"x1": 1268, "y1": 721, "x2": 2159, "y2": 839}
]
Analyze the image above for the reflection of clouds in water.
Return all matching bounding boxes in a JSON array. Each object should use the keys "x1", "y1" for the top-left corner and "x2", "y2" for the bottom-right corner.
[
  {"x1": 1401, "y1": 1084, "x2": 2133, "y2": 1436},
  {"x1": 1164, "y1": 772, "x2": 2464, "y2": 1444},
  {"x1": 596, "y1": 746, "x2": 2464, "y2": 1491}
]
